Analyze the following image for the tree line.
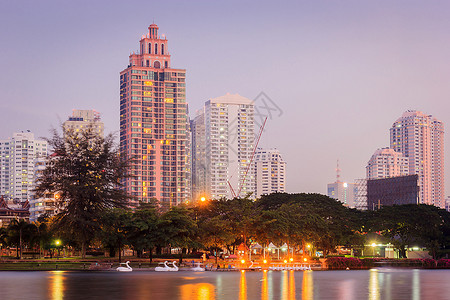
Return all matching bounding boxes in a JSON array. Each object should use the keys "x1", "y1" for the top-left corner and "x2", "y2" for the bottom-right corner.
[
  {"x1": 2, "y1": 193, "x2": 449, "y2": 261},
  {"x1": 4, "y1": 126, "x2": 445, "y2": 261}
]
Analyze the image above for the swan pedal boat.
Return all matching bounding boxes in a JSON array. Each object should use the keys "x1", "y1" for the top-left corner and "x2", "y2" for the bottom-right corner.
[{"x1": 116, "y1": 261, "x2": 133, "y2": 272}]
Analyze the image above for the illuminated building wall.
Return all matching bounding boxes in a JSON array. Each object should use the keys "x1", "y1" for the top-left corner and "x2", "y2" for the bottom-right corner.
[
  {"x1": 193, "y1": 93, "x2": 255, "y2": 200},
  {"x1": 0, "y1": 132, "x2": 47, "y2": 203},
  {"x1": 327, "y1": 181, "x2": 356, "y2": 208},
  {"x1": 191, "y1": 110, "x2": 207, "y2": 202},
  {"x1": 390, "y1": 110, "x2": 445, "y2": 208},
  {"x1": 254, "y1": 148, "x2": 286, "y2": 197},
  {"x1": 63, "y1": 109, "x2": 104, "y2": 137},
  {"x1": 366, "y1": 148, "x2": 409, "y2": 179},
  {"x1": 120, "y1": 24, "x2": 188, "y2": 207}
]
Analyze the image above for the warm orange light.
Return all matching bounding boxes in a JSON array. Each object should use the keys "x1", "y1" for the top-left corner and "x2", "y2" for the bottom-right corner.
[
  {"x1": 263, "y1": 259, "x2": 267, "y2": 264},
  {"x1": 303, "y1": 258, "x2": 307, "y2": 262},
  {"x1": 241, "y1": 259, "x2": 246, "y2": 264},
  {"x1": 283, "y1": 259, "x2": 287, "y2": 264},
  {"x1": 200, "y1": 197, "x2": 206, "y2": 202},
  {"x1": 289, "y1": 257, "x2": 294, "y2": 262}
]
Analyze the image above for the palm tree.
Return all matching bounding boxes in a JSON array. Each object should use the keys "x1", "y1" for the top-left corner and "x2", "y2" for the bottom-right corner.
[{"x1": 8, "y1": 219, "x2": 34, "y2": 259}]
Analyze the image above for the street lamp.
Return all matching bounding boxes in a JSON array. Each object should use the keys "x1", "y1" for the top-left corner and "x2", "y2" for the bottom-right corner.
[
  {"x1": 200, "y1": 196, "x2": 206, "y2": 202},
  {"x1": 55, "y1": 239, "x2": 62, "y2": 259}
]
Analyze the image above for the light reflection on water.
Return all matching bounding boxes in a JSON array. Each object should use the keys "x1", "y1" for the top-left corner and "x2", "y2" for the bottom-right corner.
[
  {"x1": 1, "y1": 269, "x2": 450, "y2": 299},
  {"x1": 48, "y1": 270, "x2": 65, "y2": 300}
]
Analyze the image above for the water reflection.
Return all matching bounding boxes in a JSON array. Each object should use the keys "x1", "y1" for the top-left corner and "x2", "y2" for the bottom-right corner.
[
  {"x1": 412, "y1": 269, "x2": 420, "y2": 300},
  {"x1": 261, "y1": 270, "x2": 268, "y2": 300},
  {"x1": 302, "y1": 270, "x2": 313, "y2": 300},
  {"x1": 369, "y1": 269, "x2": 380, "y2": 300},
  {"x1": 48, "y1": 271, "x2": 65, "y2": 300},
  {"x1": 240, "y1": 270, "x2": 247, "y2": 300},
  {"x1": 180, "y1": 283, "x2": 215, "y2": 300}
]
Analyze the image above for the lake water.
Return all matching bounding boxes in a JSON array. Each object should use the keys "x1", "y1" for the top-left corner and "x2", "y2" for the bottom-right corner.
[{"x1": 0, "y1": 269, "x2": 449, "y2": 299}]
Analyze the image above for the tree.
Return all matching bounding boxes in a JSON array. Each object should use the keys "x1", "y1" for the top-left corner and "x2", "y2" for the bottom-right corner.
[
  {"x1": 126, "y1": 204, "x2": 160, "y2": 262},
  {"x1": 7, "y1": 219, "x2": 35, "y2": 259},
  {"x1": 99, "y1": 208, "x2": 131, "y2": 262},
  {"x1": 35, "y1": 127, "x2": 131, "y2": 258},
  {"x1": 159, "y1": 206, "x2": 198, "y2": 263}
]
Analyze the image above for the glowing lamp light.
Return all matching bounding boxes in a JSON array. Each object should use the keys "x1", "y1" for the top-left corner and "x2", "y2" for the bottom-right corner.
[
  {"x1": 371, "y1": 243, "x2": 376, "y2": 247},
  {"x1": 303, "y1": 258, "x2": 307, "y2": 262},
  {"x1": 343, "y1": 182, "x2": 348, "y2": 188},
  {"x1": 263, "y1": 259, "x2": 267, "y2": 264},
  {"x1": 241, "y1": 259, "x2": 245, "y2": 264},
  {"x1": 283, "y1": 260, "x2": 287, "y2": 264},
  {"x1": 55, "y1": 240, "x2": 61, "y2": 246},
  {"x1": 307, "y1": 244, "x2": 311, "y2": 249},
  {"x1": 200, "y1": 197, "x2": 206, "y2": 202},
  {"x1": 289, "y1": 258, "x2": 294, "y2": 262}
]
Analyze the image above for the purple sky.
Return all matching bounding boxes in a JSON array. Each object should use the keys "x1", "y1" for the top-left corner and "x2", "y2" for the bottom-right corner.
[{"x1": 1, "y1": 0, "x2": 449, "y2": 195}]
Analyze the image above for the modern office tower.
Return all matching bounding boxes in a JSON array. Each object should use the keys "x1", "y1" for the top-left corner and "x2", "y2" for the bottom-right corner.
[
  {"x1": 390, "y1": 110, "x2": 445, "y2": 208},
  {"x1": 191, "y1": 110, "x2": 207, "y2": 202},
  {"x1": 120, "y1": 24, "x2": 188, "y2": 207},
  {"x1": 327, "y1": 181, "x2": 356, "y2": 208},
  {"x1": 0, "y1": 132, "x2": 47, "y2": 203},
  {"x1": 193, "y1": 93, "x2": 255, "y2": 200},
  {"x1": 366, "y1": 148, "x2": 409, "y2": 179},
  {"x1": 63, "y1": 109, "x2": 104, "y2": 137},
  {"x1": 254, "y1": 148, "x2": 286, "y2": 197}
]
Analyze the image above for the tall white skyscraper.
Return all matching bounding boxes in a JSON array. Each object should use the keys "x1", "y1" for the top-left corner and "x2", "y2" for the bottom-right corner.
[
  {"x1": 0, "y1": 132, "x2": 47, "y2": 202},
  {"x1": 193, "y1": 93, "x2": 255, "y2": 200},
  {"x1": 254, "y1": 148, "x2": 286, "y2": 197},
  {"x1": 366, "y1": 148, "x2": 409, "y2": 180},
  {"x1": 63, "y1": 109, "x2": 104, "y2": 137},
  {"x1": 390, "y1": 110, "x2": 445, "y2": 208}
]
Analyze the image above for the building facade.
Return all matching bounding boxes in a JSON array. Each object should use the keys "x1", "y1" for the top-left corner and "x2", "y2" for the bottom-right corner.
[
  {"x1": 120, "y1": 24, "x2": 188, "y2": 208},
  {"x1": 0, "y1": 132, "x2": 47, "y2": 203},
  {"x1": 390, "y1": 110, "x2": 445, "y2": 208},
  {"x1": 191, "y1": 93, "x2": 255, "y2": 200},
  {"x1": 63, "y1": 109, "x2": 104, "y2": 137},
  {"x1": 327, "y1": 181, "x2": 357, "y2": 208},
  {"x1": 254, "y1": 148, "x2": 286, "y2": 197},
  {"x1": 367, "y1": 175, "x2": 419, "y2": 210},
  {"x1": 366, "y1": 148, "x2": 409, "y2": 180},
  {"x1": 191, "y1": 110, "x2": 206, "y2": 202}
]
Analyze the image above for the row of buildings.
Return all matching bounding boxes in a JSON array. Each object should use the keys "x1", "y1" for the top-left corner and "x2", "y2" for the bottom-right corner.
[
  {"x1": 118, "y1": 24, "x2": 286, "y2": 208},
  {"x1": 0, "y1": 24, "x2": 287, "y2": 222},
  {"x1": 328, "y1": 110, "x2": 446, "y2": 211}
]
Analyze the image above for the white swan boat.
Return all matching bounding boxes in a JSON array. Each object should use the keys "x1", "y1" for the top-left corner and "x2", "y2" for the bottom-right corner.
[
  {"x1": 155, "y1": 261, "x2": 171, "y2": 271},
  {"x1": 116, "y1": 261, "x2": 133, "y2": 272},
  {"x1": 168, "y1": 261, "x2": 179, "y2": 271},
  {"x1": 190, "y1": 262, "x2": 205, "y2": 272}
]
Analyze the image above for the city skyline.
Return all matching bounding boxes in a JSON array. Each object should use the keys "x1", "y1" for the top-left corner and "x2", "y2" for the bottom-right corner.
[{"x1": 1, "y1": 1, "x2": 449, "y2": 195}]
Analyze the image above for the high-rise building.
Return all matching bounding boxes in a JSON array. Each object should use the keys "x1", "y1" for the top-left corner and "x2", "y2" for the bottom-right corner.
[
  {"x1": 0, "y1": 132, "x2": 47, "y2": 203},
  {"x1": 390, "y1": 110, "x2": 445, "y2": 208},
  {"x1": 366, "y1": 148, "x2": 409, "y2": 180},
  {"x1": 120, "y1": 24, "x2": 188, "y2": 207},
  {"x1": 191, "y1": 110, "x2": 206, "y2": 202},
  {"x1": 327, "y1": 181, "x2": 356, "y2": 208},
  {"x1": 63, "y1": 109, "x2": 104, "y2": 137},
  {"x1": 254, "y1": 148, "x2": 286, "y2": 197},
  {"x1": 192, "y1": 93, "x2": 255, "y2": 200}
]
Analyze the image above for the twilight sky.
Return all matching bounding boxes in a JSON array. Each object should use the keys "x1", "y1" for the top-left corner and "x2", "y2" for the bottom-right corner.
[{"x1": 1, "y1": 0, "x2": 449, "y2": 196}]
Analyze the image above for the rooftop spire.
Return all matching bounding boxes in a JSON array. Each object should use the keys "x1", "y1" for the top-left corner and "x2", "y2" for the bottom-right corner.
[{"x1": 148, "y1": 23, "x2": 159, "y2": 39}]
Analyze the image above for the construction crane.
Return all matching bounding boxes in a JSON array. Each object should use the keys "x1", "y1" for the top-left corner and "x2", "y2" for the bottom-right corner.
[{"x1": 228, "y1": 117, "x2": 268, "y2": 198}]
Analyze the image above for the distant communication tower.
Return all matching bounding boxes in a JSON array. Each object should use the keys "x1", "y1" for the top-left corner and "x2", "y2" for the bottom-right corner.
[{"x1": 336, "y1": 159, "x2": 341, "y2": 183}]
